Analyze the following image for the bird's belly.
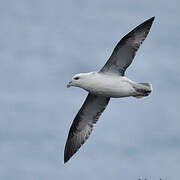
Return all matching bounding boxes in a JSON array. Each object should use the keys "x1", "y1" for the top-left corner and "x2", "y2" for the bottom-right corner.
[{"x1": 84, "y1": 78, "x2": 135, "y2": 98}]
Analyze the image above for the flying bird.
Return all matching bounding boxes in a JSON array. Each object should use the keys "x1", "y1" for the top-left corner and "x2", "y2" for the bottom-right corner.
[{"x1": 64, "y1": 17, "x2": 155, "y2": 163}]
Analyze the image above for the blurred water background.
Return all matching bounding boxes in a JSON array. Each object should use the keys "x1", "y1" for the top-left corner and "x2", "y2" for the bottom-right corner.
[{"x1": 0, "y1": 0, "x2": 180, "y2": 179}]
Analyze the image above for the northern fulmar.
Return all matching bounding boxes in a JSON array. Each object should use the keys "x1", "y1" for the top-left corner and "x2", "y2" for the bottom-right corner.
[{"x1": 64, "y1": 17, "x2": 155, "y2": 163}]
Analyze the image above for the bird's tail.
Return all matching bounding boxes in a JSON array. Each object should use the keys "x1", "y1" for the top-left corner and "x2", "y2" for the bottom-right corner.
[{"x1": 132, "y1": 83, "x2": 152, "y2": 99}]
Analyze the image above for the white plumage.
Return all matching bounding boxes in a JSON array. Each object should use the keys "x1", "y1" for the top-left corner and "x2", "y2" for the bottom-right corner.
[
  {"x1": 68, "y1": 72, "x2": 151, "y2": 98},
  {"x1": 64, "y1": 17, "x2": 155, "y2": 163}
]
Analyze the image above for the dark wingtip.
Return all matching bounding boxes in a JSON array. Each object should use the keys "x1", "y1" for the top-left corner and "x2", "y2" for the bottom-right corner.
[
  {"x1": 147, "y1": 16, "x2": 155, "y2": 23},
  {"x1": 64, "y1": 154, "x2": 70, "y2": 163},
  {"x1": 151, "y1": 16, "x2": 155, "y2": 20},
  {"x1": 138, "y1": 16, "x2": 155, "y2": 32},
  {"x1": 64, "y1": 149, "x2": 71, "y2": 163},
  {"x1": 64, "y1": 158, "x2": 68, "y2": 164},
  {"x1": 150, "y1": 16, "x2": 155, "y2": 21}
]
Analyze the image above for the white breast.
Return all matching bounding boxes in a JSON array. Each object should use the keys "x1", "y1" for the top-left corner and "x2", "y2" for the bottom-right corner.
[{"x1": 82, "y1": 73, "x2": 135, "y2": 98}]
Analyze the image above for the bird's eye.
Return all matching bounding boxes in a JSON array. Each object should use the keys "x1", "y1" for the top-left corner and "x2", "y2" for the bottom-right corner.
[{"x1": 74, "y1": 77, "x2": 79, "y2": 80}]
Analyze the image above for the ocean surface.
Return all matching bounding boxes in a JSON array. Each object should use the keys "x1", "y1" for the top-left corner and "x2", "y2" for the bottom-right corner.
[{"x1": 0, "y1": 0, "x2": 180, "y2": 179}]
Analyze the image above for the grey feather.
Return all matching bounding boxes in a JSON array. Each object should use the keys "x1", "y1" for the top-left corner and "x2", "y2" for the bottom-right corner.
[
  {"x1": 64, "y1": 94, "x2": 110, "y2": 163},
  {"x1": 100, "y1": 17, "x2": 155, "y2": 76}
]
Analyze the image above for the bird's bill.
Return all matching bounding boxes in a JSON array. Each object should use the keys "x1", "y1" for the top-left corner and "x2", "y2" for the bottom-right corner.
[{"x1": 66, "y1": 81, "x2": 72, "y2": 88}]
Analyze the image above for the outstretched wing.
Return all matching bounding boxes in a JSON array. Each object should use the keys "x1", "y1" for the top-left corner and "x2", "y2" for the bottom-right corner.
[
  {"x1": 100, "y1": 17, "x2": 155, "y2": 76},
  {"x1": 64, "y1": 94, "x2": 110, "y2": 163}
]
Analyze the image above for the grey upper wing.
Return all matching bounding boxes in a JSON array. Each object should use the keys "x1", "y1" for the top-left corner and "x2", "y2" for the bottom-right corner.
[
  {"x1": 100, "y1": 17, "x2": 155, "y2": 76},
  {"x1": 64, "y1": 93, "x2": 110, "y2": 163}
]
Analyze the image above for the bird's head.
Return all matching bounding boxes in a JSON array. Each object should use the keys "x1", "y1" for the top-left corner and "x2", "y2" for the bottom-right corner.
[{"x1": 67, "y1": 72, "x2": 95, "y2": 88}]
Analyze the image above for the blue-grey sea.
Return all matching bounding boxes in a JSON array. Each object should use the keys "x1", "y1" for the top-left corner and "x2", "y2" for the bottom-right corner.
[{"x1": 0, "y1": 0, "x2": 180, "y2": 180}]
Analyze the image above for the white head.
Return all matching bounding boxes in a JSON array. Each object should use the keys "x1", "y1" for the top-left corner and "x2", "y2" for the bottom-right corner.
[{"x1": 67, "y1": 72, "x2": 95, "y2": 88}]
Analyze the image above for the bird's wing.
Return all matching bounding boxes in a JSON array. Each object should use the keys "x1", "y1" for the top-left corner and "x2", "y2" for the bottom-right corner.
[
  {"x1": 100, "y1": 17, "x2": 155, "y2": 76},
  {"x1": 64, "y1": 93, "x2": 110, "y2": 163}
]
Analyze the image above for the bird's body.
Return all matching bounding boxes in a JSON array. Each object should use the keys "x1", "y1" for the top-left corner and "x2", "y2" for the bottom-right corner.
[
  {"x1": 64, "y1": 17, "x2": 155, "y2": 163},
  {"x1": 72, "y1": 72, "x2": 151, "y2": 98}
]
